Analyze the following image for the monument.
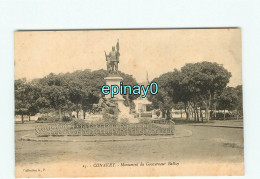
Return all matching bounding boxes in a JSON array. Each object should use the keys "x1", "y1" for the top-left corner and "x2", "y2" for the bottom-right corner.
[
  {"x1": 104, "y1": 40, "x2": 137, "y2": 122},
  {"x1": 104, "y1": 39, "x2": 123, "y2": 100},
  {"x1": 104, "y1": 39, "x2": 120, "y2": 74}
]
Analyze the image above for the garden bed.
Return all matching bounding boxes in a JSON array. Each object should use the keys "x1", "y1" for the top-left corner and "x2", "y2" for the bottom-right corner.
[{"x1": 35, "y1": 120, "x2": 175, "y2": 137}]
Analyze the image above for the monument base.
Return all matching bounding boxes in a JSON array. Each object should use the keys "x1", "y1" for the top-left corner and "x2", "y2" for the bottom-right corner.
[
  {"x1": 104, "y1": 76, "x2": 123, "y2": 100},
  {"x1": 104, "y1": 75, "x2": 138, "y2": 123}
]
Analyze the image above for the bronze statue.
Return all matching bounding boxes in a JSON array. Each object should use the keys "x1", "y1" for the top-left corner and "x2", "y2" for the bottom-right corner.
[
  {"x1": 104, "y1": 51, "x2": 112, "y2": 73},
  {"x1": 105, "y1": 40, "x2": 120, "y2": 74}
]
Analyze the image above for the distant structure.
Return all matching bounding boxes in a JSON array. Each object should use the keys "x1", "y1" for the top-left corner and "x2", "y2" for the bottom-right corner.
[{"x1": 134, "y1": 72, "x2": 153, "y2": 117}]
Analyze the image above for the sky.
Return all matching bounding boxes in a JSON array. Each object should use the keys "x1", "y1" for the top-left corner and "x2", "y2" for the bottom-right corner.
[{"x1": 14, "y1": 29, "x2": 242, "y2": 86}]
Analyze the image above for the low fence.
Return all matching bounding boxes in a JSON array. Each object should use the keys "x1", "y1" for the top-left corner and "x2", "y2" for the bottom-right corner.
[
  {"x1": 140, "y1": 112, "x2": 153, "y2": 118},
  {"x1": 35, "y1": 121, "x2": 175, "y2": 137}
]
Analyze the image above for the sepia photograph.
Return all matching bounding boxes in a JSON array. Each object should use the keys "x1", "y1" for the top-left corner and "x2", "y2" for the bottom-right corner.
[{"x1": 14, "y1": 29, "x2": 243, "y2": 177}]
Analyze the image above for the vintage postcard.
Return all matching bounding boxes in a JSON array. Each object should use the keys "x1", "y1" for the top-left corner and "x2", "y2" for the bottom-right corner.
[{"x1": 14, "y1": 28, "x2": 243, "y2": 177}]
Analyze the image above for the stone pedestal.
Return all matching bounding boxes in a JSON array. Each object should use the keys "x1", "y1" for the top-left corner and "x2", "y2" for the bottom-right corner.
[
  {"x1": 104, "y1": 76, "x2": 124, "y2": 101},
  {"x1": 104, "y1": 75, "x2": 138, "y2": 123}
]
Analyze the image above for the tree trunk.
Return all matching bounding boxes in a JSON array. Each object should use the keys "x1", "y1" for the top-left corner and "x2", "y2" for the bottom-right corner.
[
  {"x1": 59, "y1": 108, "x2": 62, "y2": 121},
  {"x1": 28, "y1": 115, "x2": 31, "y2": 121},
  {"x1": 162, "y1": 111, "x2": 166, "y2": 118},
  {"x1": 76, "y1": 111, "x2": 79, "y2": 119},
  {"x1": 184, "y1": 104, "x2": 190, "y2": 120},
  {"x1": 200, "y1": 108, "x2": 204, "y2": 123},
  {"x1": 180, "y1": 109, "x2": 182, "y2": 119},
  {"x1": 206, "y1": 108, "x2": 208, "y2": 122},
  {"x1": 83, "y1": 111, "x2": 86, "y2": 119},
  {"x1": 205, "y1": 105, "x2": 209, "y2": 122},
  {"x1": 224, "y1": 109, "x2": 226, "y2": 120},
  {"x1": 193, "y1": 109, "x2": 197, "y2": 122},
  {"x1": 186, "y1": 112, "x2": 189, "y2": 120},
  {"x1": 196, "y1": 108, "x2": 200, "y2": 122},
  {"x1": 185, "y1": 107, "x2": 190, "y2": 120},
  {"x1": 166, "y1": 109, "x2": 171, "y2": 120},
  {"x1": 184, "y1": 103, "x2": 188, "y2": 120},
  {"x1": 214, "y1": 104, "x2": 217, "y2": 118},
  {"x1": 21, "y1": 115, "x2": 24, "y2": 124}
]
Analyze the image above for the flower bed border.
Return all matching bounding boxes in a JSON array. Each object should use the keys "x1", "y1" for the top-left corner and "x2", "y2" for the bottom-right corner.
[{"x1": 35, "y1": 121, "x2": 175, "y2": 137}]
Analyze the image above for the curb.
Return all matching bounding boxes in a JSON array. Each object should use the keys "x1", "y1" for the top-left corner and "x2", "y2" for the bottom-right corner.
[{"x1": 190, "y1": 124, "x2": 243, "y2": 129}]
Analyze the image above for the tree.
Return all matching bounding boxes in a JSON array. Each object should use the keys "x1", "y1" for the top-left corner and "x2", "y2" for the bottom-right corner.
[
  {"x1": 149, "y1": 62, "x2": 231, "y2": 122},
  {"x1": 44, "y1": 85, "x2": 69, "y2": 120},
  {"x1": 173, "y1": 102, "x2": 185, "y2": 119},
  {"x1": 81, "y1": 69, "x2": 106, "y2": 118},
  {"x1": 149, "y1": 88, "x2": 173, "y2": 119},
  {"x1": 15, "y1": 67, "x2": 140, "y2": 122},
  {"x1": 82, "y1": 93, "x2": 99, "y2": 118},
  {"x1": 15, "y1": 79, "x2": 41, "y2": 123},
  {"x1": 15, "y1": 79, "x2": 27, "y2": 123},
  {"x1": 235, "y1": 85, "x2": 243, "y2": 119},
  {"x1": 148, "y1": 71, "x2": 180, "y2": 119},
  {"x1": 181, "y1": 61, "x2": 231, "y2": 122},
  {"x1": 118, "y1": 71, "x2": 139, "y2": 109},
  {"x1": 25, "y1": 82, "x2": 41, "y2": 121},
  {"x1": 148, "y1": 69, "x2": 194, "y2": 120},
  {"x1": 217, "y1": 86, "x2": 239, "y2": 120},
  {"x1": 68, "y1": 80, "x2": 84, "y2": 118}
]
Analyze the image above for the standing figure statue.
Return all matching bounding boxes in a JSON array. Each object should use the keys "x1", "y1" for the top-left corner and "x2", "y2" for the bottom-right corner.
[
  {"x1": 104, "y1": 51, "x2": 112, "y2": 73},
  {"x1": 104, "y1": 39, "x2": 120, "y2": 74}
]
